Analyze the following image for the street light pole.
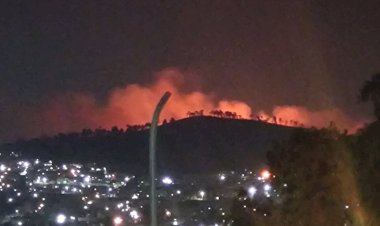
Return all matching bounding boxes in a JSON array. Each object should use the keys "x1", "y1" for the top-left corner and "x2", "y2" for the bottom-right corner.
[{"x1": 149, "y1": 91, "x2": 171, "y2": 226}]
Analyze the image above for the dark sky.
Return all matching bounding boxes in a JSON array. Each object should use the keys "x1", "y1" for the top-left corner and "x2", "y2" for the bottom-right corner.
[{"x1": 1, "y1": 0, "x2": 380, "y2": 141}]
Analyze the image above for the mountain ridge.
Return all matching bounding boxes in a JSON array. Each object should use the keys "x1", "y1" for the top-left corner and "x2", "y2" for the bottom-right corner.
[{"x1": 0, "y1": 116, "x2": 299, "y2": 175}]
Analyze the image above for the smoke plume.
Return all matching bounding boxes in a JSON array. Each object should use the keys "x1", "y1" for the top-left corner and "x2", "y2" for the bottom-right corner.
[
  {"x1": 259, "y1": 106, "x2": 363, "y2": 133},
  {"x1": 29, "y1": 68, "x2": 363, "y2": 137}
]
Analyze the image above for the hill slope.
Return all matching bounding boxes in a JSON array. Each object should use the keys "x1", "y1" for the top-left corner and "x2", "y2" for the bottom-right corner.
[{"x1": 0, "y1": 117, "x2": 298, "y2": 175}]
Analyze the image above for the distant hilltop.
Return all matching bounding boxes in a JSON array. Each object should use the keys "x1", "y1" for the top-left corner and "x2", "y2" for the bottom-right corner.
[{"x1": 0, "y1": 116, "x2": 299, "y2": 175}]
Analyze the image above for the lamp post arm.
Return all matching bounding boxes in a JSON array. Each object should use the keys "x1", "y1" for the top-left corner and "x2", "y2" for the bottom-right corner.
[{"x1": 149, "y1": 91, "x2": 171, "y2": 226}]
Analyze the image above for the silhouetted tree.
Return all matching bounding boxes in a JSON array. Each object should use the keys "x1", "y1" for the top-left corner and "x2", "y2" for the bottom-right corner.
[
  {"x1": 267, "y1": 128, "x2": 362, "y2": 226},
  {"x1": 126, "y1": 124, "x2": 139, "y2": 132},
  {"x1": 144, "y1": 122, "x2": 151, "y2": 129},
  {"x1": 354, "y1": 73, "x2": 380, "y2": 223},
  {"x1": 187, "y1": 111, "x2": 194, "y2": 117},
  {"x1": 81, "y1": 128, "x2": 93, "y2": 137},
  {"x1": 94, "y1": 127, "x2": 108, "y2": 136},
  {"x1": 360, "y1": 73, "x2": 380, "y2": 120},
  {"x1": 111, "y1": 126, "x2": 123, "y2": 134},
  {"x1": 210, "y1": 109, "x2": 223, "y2": 118},
  {"x1": 354, "y1": 122, "x2": 380, "y2": 224},
  {"x1": 225, "y1": 111, "x2": 237, "y2": 119}
]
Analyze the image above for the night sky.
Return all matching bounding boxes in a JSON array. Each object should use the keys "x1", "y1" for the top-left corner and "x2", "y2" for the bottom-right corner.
[{"x1": 1, "y1": 0, "x2": 380, "y2": 141}]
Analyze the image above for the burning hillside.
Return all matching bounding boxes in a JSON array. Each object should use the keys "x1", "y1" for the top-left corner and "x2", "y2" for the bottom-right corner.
[{"x1": 20, "y1": 68, "x2": 364, "y2": 138}]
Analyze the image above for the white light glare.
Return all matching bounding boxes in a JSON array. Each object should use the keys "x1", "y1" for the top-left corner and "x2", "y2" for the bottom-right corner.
[
  {"x1": 263, "y1": 184, "x2": 271, "y2": 191},
  {"x1": 113, "y1": 216, "x2": 123, "y2": 225},
  {"x1": 162, "y1": 176, "x2": 173, "y2": 185},
  {"x1": 22, "y1": 161, "x2": 30, "y2": 168},
  {"x1": 248, "y1": 186, "x2": 257, "y2": 198},
  {"x1": 84, "y1": 176, "x2": 91, "y2": 183},
  {"x1": 56, "y1": 213, "x2": 66, "y2": 224},
  {"x1": 165, "y1": 209, "x2": 172, "y2": 217},
  {"x1": 130, "y1": 210, "x2": 140, "y2": 220},
  {"x1": 131, "y1": 194, "x2": 138, "y2": 200},
  {"x1": 199, "y1": 190, "x2": 206, "y2": 199}
]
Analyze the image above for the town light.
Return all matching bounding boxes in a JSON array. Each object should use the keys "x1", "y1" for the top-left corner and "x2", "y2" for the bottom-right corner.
[
  {"x1": 56, "y1": 213, "x2": 67, "y2": 224},
  {"x1": 130, "y1": 210, "x2": 140, "y2": 220},
  {"x1": 113, "y1": 216, "x2": 123, "y2": 225},
  {"x1": 165, "y1": 209, "x2": 172, "y2": 217},
  {"x1": 248, "y1": 186, "x2": 257, "y2": 198},
  {"x1": 162, "y1": 176, "x2": 173, "y2": 185},
  {"x1": 260, "y1": 170, "x2": 271, "y2": 180},
  {"x1": 199, "y1": 190, "x2": 206, "y2": 199},
  {"x1": 84, "y1": 176, "x2": 91, "y2": 183}
]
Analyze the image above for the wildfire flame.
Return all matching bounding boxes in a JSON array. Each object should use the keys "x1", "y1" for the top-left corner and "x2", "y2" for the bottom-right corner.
[{"x1": 21, "y1": 68, "x2": 364, "y2": 138}]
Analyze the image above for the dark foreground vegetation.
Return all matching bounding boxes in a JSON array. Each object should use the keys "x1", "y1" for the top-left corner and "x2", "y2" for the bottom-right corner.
[{"x1": 228, "y1": 73, "x2": 380, "y2": 226}]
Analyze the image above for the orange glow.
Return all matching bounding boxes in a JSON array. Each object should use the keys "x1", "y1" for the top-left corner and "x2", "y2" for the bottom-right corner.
[
  {"x1": 260, "y1": 169, "x2": 271, "y2": 180},
  {"x1": 39, "y1": 68, "x2": 252, "y2": 135},
  {"x1": 259, "y1": 105, "x2": 363, "y2": 134},
  {"x1": 26, "y1": 68, "x2": 364, "y2": 137}
]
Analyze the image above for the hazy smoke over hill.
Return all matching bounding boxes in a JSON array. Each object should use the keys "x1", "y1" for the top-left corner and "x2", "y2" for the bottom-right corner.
[
  {"x1": 38, "y1": 69, "x2": 252, "y2": 135},
  {"x1": 23, "y1": 68, "x2": 363, "y2": 138},
  {"x1": 259, "y1": 106, "x2": 362, "y2": 133}
]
